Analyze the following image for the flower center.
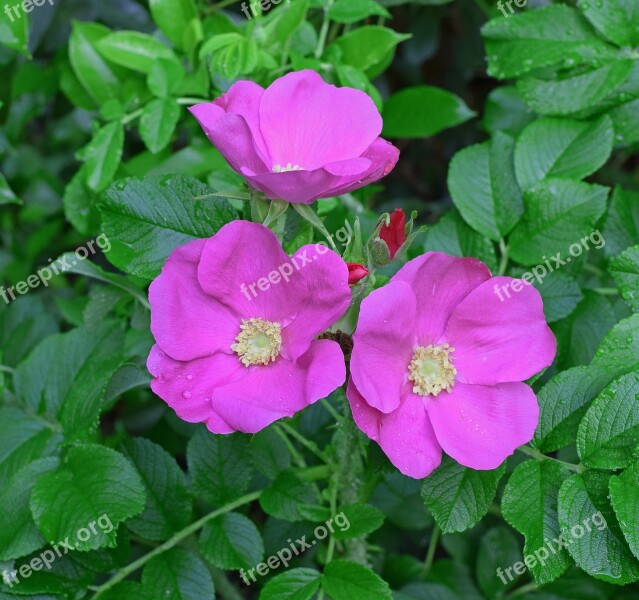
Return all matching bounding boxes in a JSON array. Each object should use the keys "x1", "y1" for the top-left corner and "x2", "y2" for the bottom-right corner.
[
  {"x1": 408, "y1": 343, "x2": 456, "y2": 397},
  {"x1": 231, "y1": 318, "x2": 282, "y2": 367},
  {"x1": 272, "y1": 162, "x2": 303, "y2": 173}
]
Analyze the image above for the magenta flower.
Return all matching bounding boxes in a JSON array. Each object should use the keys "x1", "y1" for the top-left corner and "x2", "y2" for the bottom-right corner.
[
  {"x1": 189, "y1": 70, "x2": 399, "y2": 204},
  {"x1": 147, "y1": 221, "x2": 351, "y2": 434},
  {"x1": 347, "y1": 252, "x2": 556, "y2": 479}
]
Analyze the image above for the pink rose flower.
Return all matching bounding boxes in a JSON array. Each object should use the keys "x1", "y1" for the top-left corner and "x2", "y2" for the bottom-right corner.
[
  {"x1": 189, "y1": 70, "x2": 399, "y2": 204},
  {"x1": 147, "y1": 221, "x2": 351, "y2": 434},
  {"x1": 347, "y1": 252, "x2": 556, "y2": 479}
]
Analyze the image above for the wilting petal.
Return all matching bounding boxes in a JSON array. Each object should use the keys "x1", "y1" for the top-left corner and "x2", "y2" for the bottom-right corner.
[
  {"x1": 443, "y1": 276, "x2": 556, "y2": 385},
  {"x1": 427, "y1": 382, "x2": 539, "y2": 470},
  {"x1": 348, "y1": 379, "x2": 442, "y2": 479}
]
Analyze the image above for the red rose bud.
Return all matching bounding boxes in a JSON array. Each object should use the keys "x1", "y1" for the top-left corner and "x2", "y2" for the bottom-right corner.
[
  {"x1": 379, "y1": 209, "x2": 406, "y2": 259},
  {"x1": 347, "y1": 263, "x2": 369, "y2": 285}
]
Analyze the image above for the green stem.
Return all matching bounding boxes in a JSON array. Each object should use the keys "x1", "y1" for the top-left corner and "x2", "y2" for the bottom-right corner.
[
  {"x1": 278, "y1": 422, "x2": 330, "y2": 464},
  {"x1": 593, "y1": 287, "x2": 619, "y2": 296},
  {"x1": 320, "y1": 398, "x2": 345, "y2": 423},
  {"x1": 506, "y1": 581, "x2": 538, "y2": 598},
  {"x1": 91, "y1": 490, "x2": 262, "y2": 598},
  {"x1": 121, "y1": 108, "x2": 144, "y2": 125},
  {"x1": 498, "y1": 238, "x2": 509, "y2": 276},
  {"x1": 583, "y1": 263, "x2": 603, "y2": 277},
  {"x1": 517, "y1": 445, "x2": 584, "y2": 473},
  {"x1": 422, "y1": 525, "x2": 440, "y2": 577},
  {"x1": 176, "y1": 97, "x2": 212, "y2": 105},
  {"x1": 0, "y1": 365, "x2": 15, "y2": 374},
  {"x1": 315, "y1": 0, "x2": 334, "y2": 59}
]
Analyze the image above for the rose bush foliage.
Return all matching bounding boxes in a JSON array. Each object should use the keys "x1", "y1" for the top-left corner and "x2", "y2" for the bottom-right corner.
[{"x1": 1, "y1": 0, "x2": 639, "y2": 599}]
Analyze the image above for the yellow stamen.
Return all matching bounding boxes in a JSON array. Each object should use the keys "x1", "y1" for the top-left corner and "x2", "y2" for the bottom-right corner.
[
  {"x1": 408, "y1": 343, "x2": 456, "y2": 396},
  {"x1": 231, "y1": 318, "x2": 282, "y2": 367}
]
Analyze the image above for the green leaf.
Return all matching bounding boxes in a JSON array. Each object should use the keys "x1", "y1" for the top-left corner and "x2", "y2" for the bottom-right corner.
[
  {"x1": 274, "y1": 0, "x2": 311, "y2": 44},
  {"x1": 0, "y1": 0, "x2": 29, "y2": 55},
  {"x1": 249, "y1": 428, "x2": 292, "y2": 479},
  {"x1": 0, "y1": 407, "x2": 55, "y2": 482},
  {"x1": 554, "y1": 291, "x2": 616, "y2": 370},
  {"x1": 476, "y1": 526, "x2": 521, "y2": 596},
  {"x1": 99, "y1": 175, "x2": 238, "y2": 279},
  {"x1": 14, "y1": 323, "x2": 126, "y2": 442},
  {"x1": 260, "y1": 471, "x2": 318, "y2": 522},
  {"x1": 81, "y1": 121, "x2": 125, "y2": 192},
  {"x1": 0, "y1": 458, "x2": 58, "y2": 560},
  {"x1": 578, "y1": 0, "x2": 639, "y2": 48},
  {"x1": 260, "y1": 568, "x2": 322, "y2": 600},
  {"x1": 482, "y1": 86, "x2": 535, "y2": 137},
  {"x1": 30, "y1": 444, "x2": 146, "y2": 551},
  {"x1": 501, "y1": 460, "x2": 572, "y2": 585},
  {"x1": 608, "y1": 97, "x2": 639, "y2": 146},
  {"x1": 448, "y1": 132, "x2": 522, "y2": 240},
  {"x1": 535, "y1": 271, "x2": 583, "y2": 323},
  {"x1": 96, "y1": 31, "x2": 179, "y2": 73},
  {"x1": 517, "y1": 61, "x2": 634, "y2": 117},
  {"x1": 535, "y1": 314, "x2": 639, "y2": 451},
  {"x1": 200, "y1": 33, "x2": 260, "y2": 80},
  {"x1": 609, "y1": 462, "x2": 639, "y2": 561},
  {"x1": 331, "y1": 26, "x2": 410, "y2": 79},
  {"x1": 603, "y1": 187, "x2": 639, "y2": 257},
  {"x1": 558, "y1": 471, "x2": 639, "y2": 584},
  {"x1": 329, "y1": 0, "x2": 390, "y2": 24},
  {"x1": 577, "y1": 371, "x2": 639, "y2": 469},
  {"x1": 508, "y1": 179, "x2": 608, "y2": 266},
  {"x1": 121, "y1": 438, "x2": 192, "y2": 542},
  {"x1": 140, "y1": 98, "x2": 181, "y2": 154},
  {"x1": 68, "y1": 21, "x2": 122, "y2": 105},
  {"x1": 149, "y1": 0, "x2": 200, "y2": 51},
  {"x1": 63, "y1": 167, "x2": 100, "y2": 235},
  {"x1": 610, "y1": 245, "x2": 639, "y2": 310},
  {"x1": 332, "y1": 503, "x2": 385, "y2": 540},
  {"x1": 199, "y1": 512, "x2": 263, "y2": 570},
  {"x1": 0, "y1": 172, "x2": 22, "y2": 205},
  {"x1": 421, "y1": 456, "x2": 505, "y2": 533},
  {"x1": 514, "y1": 116, "x2": 614, "y2": 191},
  {"x1": 141, "y1": 548, "x2": 215, "y2": 600},
  {"x1": 322, "y1": 560, "x2": 392, "y2": 600},
  {"x1": 148, "y1": 58, "x2": 186, "y2": 97},
  {"x1": 482, "y1": 5, "x2": 617, "y2": 79},
  {"x1": 382, "y1": 85, "x2": 475, "y2": 139},
  {"x1": 187, "y1": 429, "x2": 253, "y2": 507},
  {"x1": 423, "y1": 209, "x2": 498, "y2": 273}
]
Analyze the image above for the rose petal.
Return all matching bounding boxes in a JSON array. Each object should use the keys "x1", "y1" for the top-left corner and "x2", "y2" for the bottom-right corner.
[
  {"x1": 147, "y1": 344, "x2": 238, "y2": 433},
  {"x1": 348, "y1": 378, "x2": 442, "y2": 479},
  {"x1": 427, "y1": 382, "x2": 539, "y2": 470},
  {"x1": 210, "y1": 339, "x2": 345, "y2": 433},
  {"x1": 282, "y1": 244, "x2": 351, "y2": 360},
  {"x1": 198, "y1": 221, "x2": 304, "y2": 323},
  {"x1": 149, "y1": 238, "x2": 238, "y2": 361},
  {"x1": 393, "y1": 252, "x2": 492, "y2": 344},
  {"x1": 259, "y1": 70, "x2": 382, "y2": 170},
  {"x1": 350, "y1": 280, "x2": 416, "y2": 413},
  {"x1": 443, "y1": 276, "x2": 557, "y2": 385}
]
